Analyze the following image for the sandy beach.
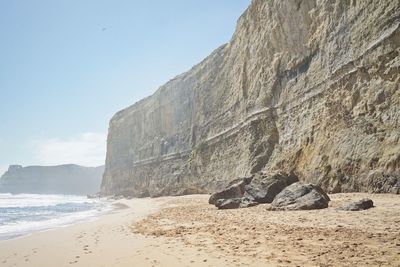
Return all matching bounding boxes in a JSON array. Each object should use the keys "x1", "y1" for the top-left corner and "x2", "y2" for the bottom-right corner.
[
  {"x1": 0, "y1": 193, "x2": 399, "y2": 267},
  {"x1": 0, "y1": 197, "x2": 229, "y2": 267}
]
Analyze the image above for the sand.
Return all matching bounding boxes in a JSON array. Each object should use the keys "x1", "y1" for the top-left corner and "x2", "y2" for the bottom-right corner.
[
  {"x1": 134, "y1": 193, "x2": 400, "y2": 267},
  {"x1": 0, "y1": 198, "x2": 228, "y2": 267},
  {"x1": 0, "y1": 193, "x2": 399, "y2": 267}
]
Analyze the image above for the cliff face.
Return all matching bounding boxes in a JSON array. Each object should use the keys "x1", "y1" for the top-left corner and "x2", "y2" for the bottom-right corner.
[
  {"x1": 102, "y1": 0, "x2": 400, "y2": 197},
  {"x1": 0, "y1": 165, "x2": 104, "y2": 195}
]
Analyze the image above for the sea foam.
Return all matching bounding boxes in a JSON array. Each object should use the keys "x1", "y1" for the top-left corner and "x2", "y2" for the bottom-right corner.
[{"x1": 0, "y1": 193, "x2": 111, "y2": 240}]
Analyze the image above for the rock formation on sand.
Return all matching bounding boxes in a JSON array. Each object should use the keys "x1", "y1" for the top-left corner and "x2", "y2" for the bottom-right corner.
[
  {"x1": 208, "y1": 176, "x2": 252, "y2": 205},
  {"x1": 0, "y1": 164, "x2": 104, "y2": 195},
  {"x1": 244, "y1": 172, "x2": 299, "y2": 203},
  {"x1": 270, "y1": 182, "x2": 330, "y2": 210},
  {"x1": 339, "y1": 198, "x2": 374, "y2": 211},
  {"x1": 101, "y1": 0, "x2": 400, "y2": 197},
  {"x1": 209, "y1": 173, "x2": 329, "y2": 210}
]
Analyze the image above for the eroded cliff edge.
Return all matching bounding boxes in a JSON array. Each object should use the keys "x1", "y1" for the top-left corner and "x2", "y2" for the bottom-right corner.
[
  {"x1": 0, "y1": 164, "x2": 104, "y2": 195},
  {"x1": 101, "y1": 0, "x2": 400, "y2": 197}
]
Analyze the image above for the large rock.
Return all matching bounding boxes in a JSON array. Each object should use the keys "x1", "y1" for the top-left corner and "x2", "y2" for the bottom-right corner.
[
  {"x1": 244, "y1": 172, "x2": 298, "y2": 203},
  {"x1": 271, "y1": 182, "x2": 330, "y2": 210},
  {"x1": 101, "y1": 0, "x2": 400, "y2": 197},
  {"x1": 208, "y1": 177, "x2": 252, "y2": 205},
  {"x1": 339, "y1": 198, "x2": 374, "y2": 211}
]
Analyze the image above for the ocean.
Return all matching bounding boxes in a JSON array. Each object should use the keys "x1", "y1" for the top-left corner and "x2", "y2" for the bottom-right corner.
[{"x1": 0, "y1": 193, "x2": 111, "y2": 240}]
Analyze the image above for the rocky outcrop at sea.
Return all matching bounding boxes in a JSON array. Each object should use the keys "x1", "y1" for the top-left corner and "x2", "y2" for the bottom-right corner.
[{"x1": 0, "y1": 164, "x2": 104, "y2": 195}]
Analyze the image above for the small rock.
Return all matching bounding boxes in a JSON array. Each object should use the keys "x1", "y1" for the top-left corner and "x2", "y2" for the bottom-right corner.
[{"x1": 338, "y1": 198, "x2": 374, "y2": 211}]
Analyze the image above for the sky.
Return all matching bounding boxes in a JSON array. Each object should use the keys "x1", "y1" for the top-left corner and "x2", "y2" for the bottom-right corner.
[{"x1": 0, "y1": 0, "x2": 251, "y2": 175}]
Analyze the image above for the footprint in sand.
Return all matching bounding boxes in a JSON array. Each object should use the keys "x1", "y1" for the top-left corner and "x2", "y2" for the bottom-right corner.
[{"x1": 83, "y1": 245, "x2": 93, "y2": 254}]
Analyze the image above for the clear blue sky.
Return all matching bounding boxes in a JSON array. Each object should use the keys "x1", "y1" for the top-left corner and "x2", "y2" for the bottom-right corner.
[{"x1": 0, "y1": 0, "x2": 250, "y2": 174}]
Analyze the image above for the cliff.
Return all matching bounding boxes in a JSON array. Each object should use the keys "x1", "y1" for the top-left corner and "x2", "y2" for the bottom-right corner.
[
  {"x1": 101, "y1": 0, "x2": 400, "y2": 197},
  {"x1": 0, "y1": 164, "x2": 104, "y2": 195}
]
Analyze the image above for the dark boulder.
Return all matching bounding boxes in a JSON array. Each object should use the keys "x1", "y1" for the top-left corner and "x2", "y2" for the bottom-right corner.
[
  {"x1": 209, "y1": 176, "x2": 253, "y2": 205},
  {"x1": 244, "y1": 172, "x2": 299, "y2": 203},
  {"x1": 271, "y1": 182, "x2": 330, "y2": 210},
  {"x1": 215, "y1": 197, "x2": 259, "y2": 210},
  {"x1": 339, "y1": 198, "x2": 374, "y2": 211}
]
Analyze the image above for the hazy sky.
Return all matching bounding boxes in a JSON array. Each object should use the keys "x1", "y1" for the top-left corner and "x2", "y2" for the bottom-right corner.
[{"x1": 0, "y1": 0, "x2": 250, "y2": 174}]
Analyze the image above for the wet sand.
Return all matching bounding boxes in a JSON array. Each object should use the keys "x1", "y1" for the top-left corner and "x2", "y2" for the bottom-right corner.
[
  {"x1": 0, "y1": 193, "x2": 399, "y2": 266},
  {"x1": 0, "y1": 197, "x2": 228, "y2": 267}
]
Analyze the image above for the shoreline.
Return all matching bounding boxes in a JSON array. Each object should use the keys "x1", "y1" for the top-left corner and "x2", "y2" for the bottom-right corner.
[
  {"x1": 0, "y1": 196, "x2": 230, "y2": 267},
  {"x1": 0, "y1": 195, "x2": 115, "y2": 242},
  {"x1": 0, "y1": 197, "x2": 161, "y2": 266},
  {"x1": 0, "y1": 193, "x2": 399, "y2": 266},
  {"x1": 0, "y1": 199, "x2": 121, "y2": 242}
]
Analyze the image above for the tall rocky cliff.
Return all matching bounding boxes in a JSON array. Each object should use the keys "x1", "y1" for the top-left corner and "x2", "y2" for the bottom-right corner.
[
  {"x1": 101, "y1": 0, "x2": 400, "y2": 197},
  {"x1": 0, "y1": 164, "x2": 104, "y2": 195}
]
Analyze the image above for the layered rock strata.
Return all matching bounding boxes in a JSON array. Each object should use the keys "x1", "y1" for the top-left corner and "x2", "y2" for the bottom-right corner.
[{"x1": 102, "y1": 0, "x2": 400, "y2": 197}]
